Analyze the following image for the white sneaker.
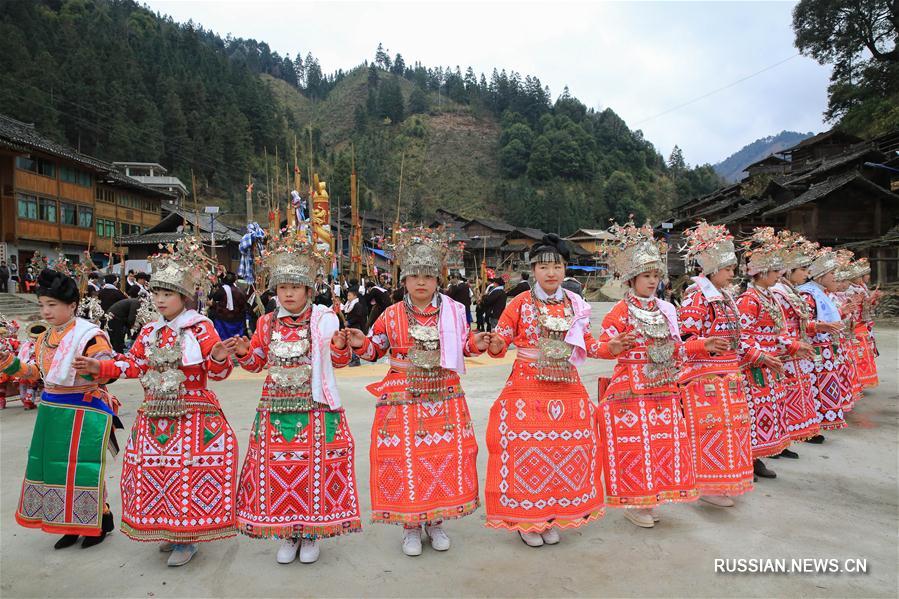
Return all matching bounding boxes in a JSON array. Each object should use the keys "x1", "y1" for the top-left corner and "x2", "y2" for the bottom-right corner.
[
  {"x1": 624, "y1": 509, "x2": 655, "y2": 528},
  {"x1": 519, "y1": 531, "x2": 544, "y2": 547},
  {"x1": 700, "y1": 495, "x2": 735, "y2": 508},
  {"x1": 276, "y1": 538, "x2": 300, "y2": 564},
  {"x1": 299, "y1": 538, "x2": 320, "y2": 563},
  {"x1": 540, "y1": 527, "x2": 560, "y2": 545},
  {"x1": 425, "y1": 524, "x2": 451, "y2": 551},
  {"x1": 159, "y1": 541, "x2": 174, "y2": 553},
  {"x1": 650, "y1": 506, "x2": 661, "y2": 522},
  {"x1": 402, "y1": 527, "x2": 422, "y2": 556},
  {"x1": 166, "y1": 543, "x2": 198, "y2": 567}
]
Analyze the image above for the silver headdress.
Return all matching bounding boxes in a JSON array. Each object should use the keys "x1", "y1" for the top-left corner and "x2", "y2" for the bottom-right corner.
[
  {"x1": 260, "y1": 228, "x2": 327, "y2": 290},
  {"x1": 149, "y1": 234, "x2": 213, "y2": 297},
  {"x1": 777, "y1": 230, "x2": 819, "y2": 270},
  {"x1": 392, "y1": 226, "x2": 449, "y2": 280},
  {"x1": 808, "y1": 246, "x2": 840, "y2": 280},
  {"x1": 681, "y1": 220, "x2": 737, "y2": 275},
  {"x1": 740, "y1": 227, "x2": 785, "y2": 276},
  {"x1": 602, "y1": 219, "x2": 667, "y2": 282}
]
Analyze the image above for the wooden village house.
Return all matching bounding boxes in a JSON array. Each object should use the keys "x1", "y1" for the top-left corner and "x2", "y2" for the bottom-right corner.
[
  {"x1": 666, "y1": 127, "x2": 899, "y2": 284},
  {"x1": 0, "y1": 114, "x2": 175, "y2": 272}
]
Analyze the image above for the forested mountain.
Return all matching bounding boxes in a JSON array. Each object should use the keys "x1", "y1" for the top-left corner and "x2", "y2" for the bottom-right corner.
[
  {"x1": 712, "y1": 131, "x2": 814, "y2": 183},
  {"x1": 0, "y1": 0, "x2": 724, "y2": 234}
]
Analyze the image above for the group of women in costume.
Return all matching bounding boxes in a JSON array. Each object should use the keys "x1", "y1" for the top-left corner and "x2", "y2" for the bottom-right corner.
[{"x1": 0, "y1": 218, "x2": 879, "y2": 566}]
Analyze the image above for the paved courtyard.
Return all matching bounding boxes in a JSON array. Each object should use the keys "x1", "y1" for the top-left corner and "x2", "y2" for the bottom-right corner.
[{"x1": 1, "y1": 306, "x2": 896, "y2": 597}]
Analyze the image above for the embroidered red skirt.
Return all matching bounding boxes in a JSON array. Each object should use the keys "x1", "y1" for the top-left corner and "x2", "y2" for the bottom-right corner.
[
  {"x1": 598, "y1": 389, "x2": 698, "y2": 507},
  {"x1": 839, "y1": 336, "x2": 863, "y2": 412},
  {"x1": 808, "y1": 341, "x2": 849, "y2": 431},
  {"x1": 680, "y1": 373, "x2": 754, "y2": 496},
  {"x1": 485, "y1": 360, "x2": 603, "y2": 532},
  {"x1": 236, "y1": 408, "x2": 361, "y2": 539},
  {"x1": 120, "y1": 405, "x2": 237, "y2": 543},
  {"x1": 368, "y1": 373, "x2": 479, "y2": 525},
  {"x1": 854, "y1": 324, "x2": 879, "y2": 389},
  {"x1": 782, "y1": 357, "x2": 820, "y2": 441},
  {"x1": 741, "y1": 365, "x2": 791, "y2": 458}
]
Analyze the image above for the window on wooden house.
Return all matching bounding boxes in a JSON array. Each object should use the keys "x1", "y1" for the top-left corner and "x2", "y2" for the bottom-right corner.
[
  {"x1": 15, "y1": 156, "x2": 37, "y2": 172},
  {"x1": 60, "y1": 166, "x2": 91, "y2": 187},
  {"x1": 38, "y1": 159, "x2": 55, "y2": 178},
  {"x1": 39, "y1": 198, "x2": 57, "y2": 223},
  {"x1": 16, "y1": 194, "x2": 37, "y2": 219},
  {"x1": 78, "y1": 206, "x2": 93, "y2": 228},
  {"x1": 60, "y1": 202, "x2": 77, "y2": 226}
]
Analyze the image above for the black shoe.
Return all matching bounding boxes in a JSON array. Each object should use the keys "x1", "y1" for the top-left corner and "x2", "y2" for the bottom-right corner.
[
  {"x1": 82, "y1": 509, "x2": 115, "y2": 549},
  {"x1": 753, "y1": 459, "x2": 776, "y2": 479},
  {"x1": 779, "y1": 448, "x2": 799, "y2": 459},
  {"x1": 806, "y1": 434, "x2": 825, "y2": 444},
  {"x1": 54, "y1": 534, "x2": 80, "y2": 549},
  {"x1": 753, "y1": 474, "x2": 758, "y2": 482},
  {"x1": 769, "y1": 454, "x2": 780, "y2": 459}
]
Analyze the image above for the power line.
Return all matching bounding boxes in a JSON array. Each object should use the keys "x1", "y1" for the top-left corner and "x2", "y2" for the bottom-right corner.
[{"x1": 633, "y1": 53, "x2": 801, "y2": 126}]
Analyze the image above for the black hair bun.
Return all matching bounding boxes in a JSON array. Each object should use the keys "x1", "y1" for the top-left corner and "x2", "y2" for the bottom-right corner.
[
  {"x1": 36, "y1": 268, "x2": 80, "y2": 304},
  {"x1": 531, "y1": 234, "x2": 571, "y2": 262}
]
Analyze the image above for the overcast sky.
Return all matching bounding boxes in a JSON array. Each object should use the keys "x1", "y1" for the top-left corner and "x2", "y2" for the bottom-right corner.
[{"x1": 143, "y1": 0, "x2": 832, "y2": 166}]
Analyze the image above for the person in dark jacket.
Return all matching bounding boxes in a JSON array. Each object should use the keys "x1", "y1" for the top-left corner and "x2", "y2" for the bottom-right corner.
[
  {"x1": 107, "y1": 297, "x2": 140, "y2": 353},
  {"x1": 98, "y1": 274, "x2": 127, "y2": 312},
  {"x1": 313, "y1": 274, "x2": 333, "y2": 307},
  {"x1": 481, "y1": 277, "x2": 507, "y2": 331},
  {"x1": 508, "y1": 272, "x2": 531, "y2": 297},
  {"x1": 127, "y1": 272, "x2": 150, "y2": 298},
  {"x1": 0, "y1": 261, "x2": 9, "y2": 293},
  {"x1": 446, "y1": 275, "x2": 473, "y2": 325},
  {"x1": 208, "y1": 273, "x2": 247, "y2": 340},
  {"x1": 364, "y1": 278, "x2": 392, "y2": 333},
  {"x1": 342, "y1": 288, "x2": 368, "y2": 366},
  {"x1": 561, "y1": 269, "x2": 584, "y2": 297},
  {"x1": 86, "y1": 272, "x2": 101, "y2": 297}
]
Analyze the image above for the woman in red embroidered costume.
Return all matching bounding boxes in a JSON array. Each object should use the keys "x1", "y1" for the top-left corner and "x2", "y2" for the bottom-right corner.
[
  {"x1": 770, "y1": 233, "x2": 840, "y2": 455},
  {"x1": 833, "y1": 251, "x2": 864, "y2": 410},
  {"x1": 736, "y1": 228, "x2": 813, "y2": 481},
  {"x1": 338, "y1": 228, "x2": 489, "y2": 557},
  {"x1": 846, "y1": 258, "x2": 880, "y2": 390},
  {"x1": 1, "y1": 269, "x2": 119, "y2": 549},
  {"x1": 797, "y1": 248, "x2": 852, "y2": 442},
  {"x1": 595, "y1": 222, "x2": 726, "y2": 528},
  {"x1": 484, "y1": 234, "x2": 609, "y2": 545},
  {"x1": 75, "y1": 237, "x2": 237, "y2": 567},
  {"x1": 229, "y1": 229, "x2": 361, "y2": 565},
  {"x1": 677, "y1": 221, "x2": 754, "y2": 508}
]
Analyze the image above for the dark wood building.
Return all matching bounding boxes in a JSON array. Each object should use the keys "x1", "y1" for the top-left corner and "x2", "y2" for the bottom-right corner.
[
  {"x1": 667, "y1": 127, "x2": 899, "y2": 283},
  {"x1": 116, "y1": 204, "x2": 243, "y2": 272},
  {"x1": 0, "y1": 114, "x2": 175, "y2": 271}
]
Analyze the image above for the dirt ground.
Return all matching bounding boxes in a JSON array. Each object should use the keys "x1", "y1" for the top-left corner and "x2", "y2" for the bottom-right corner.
[{"x1": 1, "y1": 306, "x2": 896, "y2": 598}]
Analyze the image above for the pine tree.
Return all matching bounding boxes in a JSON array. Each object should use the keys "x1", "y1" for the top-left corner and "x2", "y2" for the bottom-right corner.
[
  {"x1": 293, "y1": 54, "x2": 305, "y2": 88},
  {"x1": 667, "y1": 145, "x2": 686, "y2": 177},
  {"x1": 408, "y1": 86, "x2": 430, "y2": 114},
  {"x1": 392, "y1": 53, "x2": 406, "y2": 76},
  {"x1": 354, "y1": 104, "x2": 368, "y2": 133},
  {"x1": 375, "y1": 43, "x2": 391, "y2": 70},
  {"x1": 377, "y1": 78, "x2": 404, "y2": 123}
]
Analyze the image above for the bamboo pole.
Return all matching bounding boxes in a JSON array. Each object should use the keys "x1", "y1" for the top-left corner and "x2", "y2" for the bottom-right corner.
[
  {"x1": 246, "y1": 174, "x2": 254, "y2": 222},
  {"x1": 391, "y1": 152, "x2": 405, "y2": 284}
]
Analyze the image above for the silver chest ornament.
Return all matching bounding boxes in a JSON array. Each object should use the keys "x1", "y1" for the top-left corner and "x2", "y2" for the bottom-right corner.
[
  {"x1": 533, "y1": 294, "x2": 577, "y2": 383},
  {"x1": 628, "y1": 300, "x2": 677, "y2": 386},
  {"x1": 264, "y1": 322, "x2": 315, "y2": 413},
  {"x1": 406, "y1": 321, "x2": 447, "y2": 398},
  {"x1": 269, "y1": 329, "x2": 312, "y2": 391},
  {"x1": 140, "y1": 330, "x2": 188, "y2": 417}
]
